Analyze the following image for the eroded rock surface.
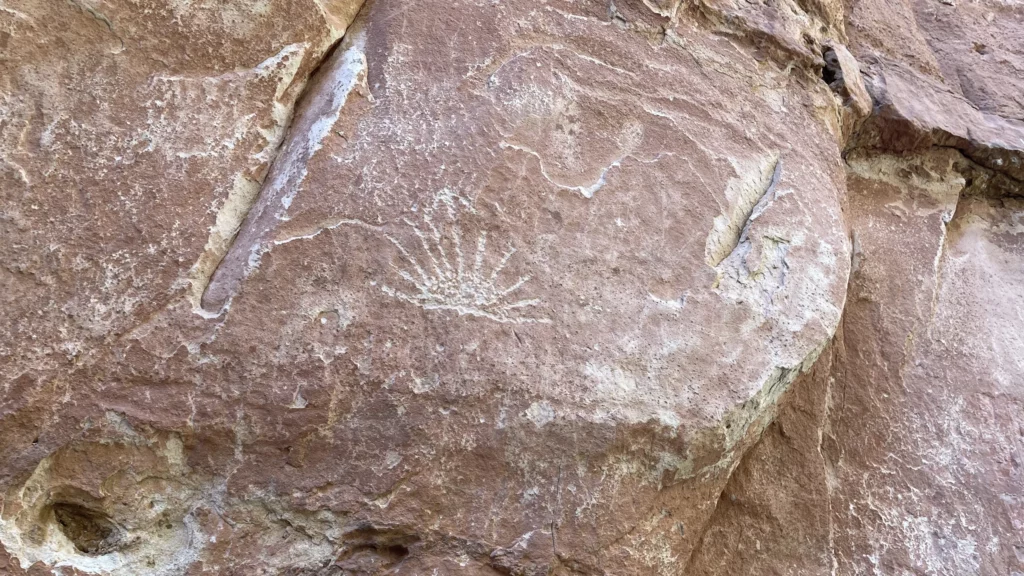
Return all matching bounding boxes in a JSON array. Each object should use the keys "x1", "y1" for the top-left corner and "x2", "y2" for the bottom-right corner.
[{"x1": 1, "y1": 0, "x2": 1021, "y2": 574}]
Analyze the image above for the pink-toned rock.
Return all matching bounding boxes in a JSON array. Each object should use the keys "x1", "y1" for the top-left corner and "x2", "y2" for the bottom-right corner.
[
  {"x1": 826, "y1": 150, "x2": 1024, "y2": 575},
  {"x1": 681, "y1": 0, "x2": 1024, "y2": 569},
  {"x1": 687, "y1": 150, "x2": 1024, "y2": 575},
  {"x1": 1, "y1": 0, "x2": 1021, "y2": 574}
]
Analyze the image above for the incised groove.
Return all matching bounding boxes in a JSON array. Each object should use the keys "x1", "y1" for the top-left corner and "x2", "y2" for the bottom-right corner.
[
  {"x1": 199, "y1": 6, "x2": 369, "y2": 315},
  {"x1": 705, "y1": 155, "x2": 783, "y2": 268}
]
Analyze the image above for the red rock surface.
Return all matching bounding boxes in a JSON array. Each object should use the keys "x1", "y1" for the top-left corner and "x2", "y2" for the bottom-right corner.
[{"x1": 1, "y1": 0, "x2": 1021, "y2": 574}]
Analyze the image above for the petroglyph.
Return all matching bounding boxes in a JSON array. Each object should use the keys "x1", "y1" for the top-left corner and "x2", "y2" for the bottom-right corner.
[{"x1": 380, "y1": 196, "x2": 549, "y2": 324}]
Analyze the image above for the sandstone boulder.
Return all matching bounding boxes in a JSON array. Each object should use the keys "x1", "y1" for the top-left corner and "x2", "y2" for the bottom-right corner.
[{"x1": 1, "y1": 0, "x2": 1021, "y2": 574}]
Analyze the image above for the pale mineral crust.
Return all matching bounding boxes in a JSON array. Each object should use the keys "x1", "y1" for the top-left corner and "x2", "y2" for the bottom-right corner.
[{"x1": 0, "y1": 0, "x2": 1021, "y2": 575}]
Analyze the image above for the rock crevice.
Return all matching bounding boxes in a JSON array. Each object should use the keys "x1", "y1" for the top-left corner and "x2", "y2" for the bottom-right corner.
[{"x1": 198, "y1": 3, "x2": 370, "y2": 315}]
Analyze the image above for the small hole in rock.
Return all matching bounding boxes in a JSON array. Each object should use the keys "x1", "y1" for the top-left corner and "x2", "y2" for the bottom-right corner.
[
  {"x1": 822, "y1": 47, "x2": 842, "y2": 88},
  {"x1": 335, "y1": 527, "x2": 418, "y2": 571},
  {"x1": 51, "y1": 503, "x2": 125, "y2": 556},
  {"x1": 335, "y1": 544, "x2": 411, "y2": 572}
]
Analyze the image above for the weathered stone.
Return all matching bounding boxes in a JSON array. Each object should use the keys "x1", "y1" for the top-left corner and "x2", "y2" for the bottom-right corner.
[
  {"x1": 828, "y1": 152, "x2": 1024, "y2": 574},
  {"x1": 1, "y1": 0, "x2": 1021, "y2": 574}
]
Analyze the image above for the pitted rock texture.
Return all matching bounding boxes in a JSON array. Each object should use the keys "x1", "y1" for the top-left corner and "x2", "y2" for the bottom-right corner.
[{"x1": 0, "y1": 0, "x2": 1021, "y2": 574}]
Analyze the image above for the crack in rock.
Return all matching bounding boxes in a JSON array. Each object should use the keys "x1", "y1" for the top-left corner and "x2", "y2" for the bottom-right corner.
[
  {"x1": 199, "y1": 7, "x2": 370, "y2": 315},
  {"x1": 705, "y1": 155, "x2": 783, "y2": 267}
]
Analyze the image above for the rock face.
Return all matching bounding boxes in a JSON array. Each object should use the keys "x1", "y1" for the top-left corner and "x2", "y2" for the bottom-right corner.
[{"x1": 0, "y1": 0, "x2": 1020, "y2": 575}]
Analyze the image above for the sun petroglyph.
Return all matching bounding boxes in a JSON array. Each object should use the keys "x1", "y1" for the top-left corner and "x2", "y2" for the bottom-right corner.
[{"x1": 380, "y1": 194, "x2": 549, "y2": 324}]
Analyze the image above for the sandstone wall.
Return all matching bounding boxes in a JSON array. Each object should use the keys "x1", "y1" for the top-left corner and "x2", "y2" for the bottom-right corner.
[{"x1": 1, "y1": 0, "x2": 1021, "y2": 574}]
